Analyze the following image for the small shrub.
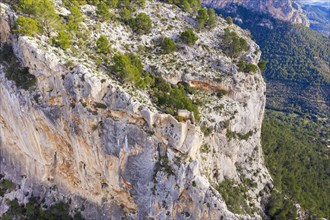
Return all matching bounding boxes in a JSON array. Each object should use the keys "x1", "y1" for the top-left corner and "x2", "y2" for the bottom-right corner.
[
  {"x1": 154, "y1": 154, "x2": 174, "y2": 178},
  {"x1": 96, "y1": 35, "x2": 110, "y2": 54},
  {"x1": 162, "y1": 0, "x2": 200, "y2": 11},
  {"x1": 201, "y1": 122, "x2": 213, "y2": 136},
  {"x1": 245, "y1": 63, "x2": 258, "y2": 73},
  {"x1": 196, "y1": 7, "x2": 208, "y2": 29},
  {"x1": 117, "y1": 0, "x2": 130, "y2": 8},
  {"x1": 206, "y1": 8, "x2": 216, "y2": 29},
  {"x1": 52, "y1": 31, "x2": 71, "y2": 50},
  {"x1": 111, "y1": 53, "x2": 141, "y2": 83},
  {"x1": 226, "y1": 16, "x2": 233, "y2": 25},
  {"x1": 226, "y1": 129, "x2": 254, "y2": 140},
  {"x1": 130, "y1": 13, "x2": 152, "y2": 34},
  {"x1": 14, "y1": 16, "x2": 39, "y2": 36},
  {"x1": 181, "y1": 0, "x2": 191, "y2": 12},
  {"x1": 239, "y1": 38, "x2": 249, "y2": 51},
  {"x1": 258, "y1": 60, "x2": 267, "y2": 72},
  {"x1": 135, "y1": 0, "x2": 146, "y2": 7},
  {"x1": 200, "y1": 144, "x2": 210, "y2": 153},
  {"x1": 222, "y1": 28, "x2": 250, "y2": 57},
  {"x1": 0, "y1": 179, "x2": 15, "y2": 196},
  {"x1": 238, "y1": 60, "x2": 258, "y2": 73},
  {"x1": 97, "y1": 2, "x2": 111, "y2": 21},
  {"x1": 216, "y1": 89, "x2": 229, "y2": 98},
  {"x1": 67, "y1": 5, "x2": 83, "y2": 31},
  {"x1": 105, "y1": 0, "x2": 119, "y2": 8},
  {"x1": 127, "y1": 52, "x2": 144, "y2": 72},
  {"x1": 180, "y1": 29, "x2": 198, "y2": 45},
  {"x1": 119, "y1": 7, "x2": 131, "y2": 23},
  {"x1": 176, "y1": 115, "x2": 185, "y2": 122},
  {"x1": 65, "y1": 60, "x2": 75, "y2": 69},
  {"x1": 159, "y1": 37, "x2": 176, "y2": 54}
]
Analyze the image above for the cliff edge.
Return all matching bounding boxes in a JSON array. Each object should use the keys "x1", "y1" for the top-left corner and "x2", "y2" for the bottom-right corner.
[{"x1": 0, "y1": 1, "x2": 272, "y2": 219}]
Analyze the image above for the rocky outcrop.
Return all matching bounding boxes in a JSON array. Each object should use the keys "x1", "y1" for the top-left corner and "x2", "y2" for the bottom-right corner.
[
  {"x1": 202, "y1": 0, "x2": 310, "y2": 26},
  {"x1": 0, "y1": 4, "x2": 13, "y2": 45},
  {"x1": 0, "y1": 1, "x2": 272, "y2": 219}
]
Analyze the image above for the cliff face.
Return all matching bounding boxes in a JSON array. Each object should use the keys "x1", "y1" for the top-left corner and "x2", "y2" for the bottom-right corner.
[
  {"x1": 202, "y1": 0, "x2": 310, "y2": 26},
  {"x1": 0, "y1": 2, "x2": 271, "y2": 219}
]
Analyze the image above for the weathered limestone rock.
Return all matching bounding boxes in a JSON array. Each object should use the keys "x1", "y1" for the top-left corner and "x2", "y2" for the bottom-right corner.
[
  {"x1": 0, "y1": 2, "x2": 272, "y2": 219},
  {"x1": 0, "y1": 4, "x2": 15, "y2": 45}
]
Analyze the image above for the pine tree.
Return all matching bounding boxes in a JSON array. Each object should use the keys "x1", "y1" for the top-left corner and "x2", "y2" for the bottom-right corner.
[
  {"x1": 52, "y1": 31, "x2": 71, "y2": 50},
  {"x1": 97, "y1": 2, "x2": 111, "y2": 21},
  {"x1": 180, "y1": 29, "x2": 198, "y2": 45},
  {"x1": 206, "y1": 8, "x2": 216, "y2": 29},
  {"x1": 226, "y1": 16, "x2": 233, "y2": 25},
  {"x1": 196, "y1": 7, "x2": 208, "y2": 30},
  {"x1": 131, "y1": 13, "x2": 152, "y2": 34},
  {"x1": 96, "y1": 35, "x2": 110, "y2": 54},
  {"x1": 159, "y1": 37, "x2": 176, "y2": 54},
  {"x1": 14, "y1": 16, "x2": 39, "y2": 36},
  {"x1": 17, "y1": 0, "x2": 36, "y2": 15},
  {"x1": 67, "y1": 5, "x2": 83, "y2": 31},
  {"x1": 188, "y1": 0, "x2": 200, "y2": 10},
  {"x1": 105, "y1": 0, "x2": 119, "y2": 8},
  {"x1": 119, "y1": 7, "x2": 131, "y2": 23},
  {"x1": 111, "y1": 53, "x2": 141, "y2": 83},
  {"x1": 35, "y1": 0, "x2": 62, "y2": 37}
]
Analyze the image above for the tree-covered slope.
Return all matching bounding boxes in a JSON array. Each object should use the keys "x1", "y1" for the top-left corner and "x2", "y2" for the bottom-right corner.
[
  {"x1": 216, "y1": 5, "x2": 330, "y2": 116},
  {"x1": 258, "y1": 24, "x2": 329, "y2": 85},
  {"x1": 262, "y1": 110, "x2": 330, "y2": 218},
  {"x1": 218, "y1": 6, "x2": 330, "y2": 85}
]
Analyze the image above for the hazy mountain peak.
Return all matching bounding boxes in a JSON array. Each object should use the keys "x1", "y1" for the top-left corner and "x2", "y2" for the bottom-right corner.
[{"x1": 203, "y1": 0, "x2": 310, "y2": 26}]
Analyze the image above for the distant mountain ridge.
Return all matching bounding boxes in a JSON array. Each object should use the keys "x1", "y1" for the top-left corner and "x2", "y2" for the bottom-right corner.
[
  {"x1": 298, "y1": 1, "x2": 330, "y2": 36},
  {"x1": 298, "y1": 0, "x2": 330, "y2": 8},
  {"x1": 202, "y1": 0, "x2": 310, "y2": 26}
]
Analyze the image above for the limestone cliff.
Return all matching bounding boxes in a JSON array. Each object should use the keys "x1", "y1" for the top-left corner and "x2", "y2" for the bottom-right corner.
[
  {"x1": 202, "y1": 0, "x2": 310, "y2": 26},
  {"x1": 0, "y1": 1, "x2": 272, "y2": 219}
]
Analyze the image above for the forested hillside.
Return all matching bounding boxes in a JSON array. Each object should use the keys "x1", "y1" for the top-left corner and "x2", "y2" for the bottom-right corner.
[
  {"x1": 220, "y1": 6, "x2": 330, "y2": 86},
  {"x1": 215, "y1": 5, "x2": 330, "y2": 219},
  {"x1": 259, "y1": 24, "x2": 329, "y2": 85},
  {"x1": 262, "y1": 111, "x2": 330, "y2": 218}
]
